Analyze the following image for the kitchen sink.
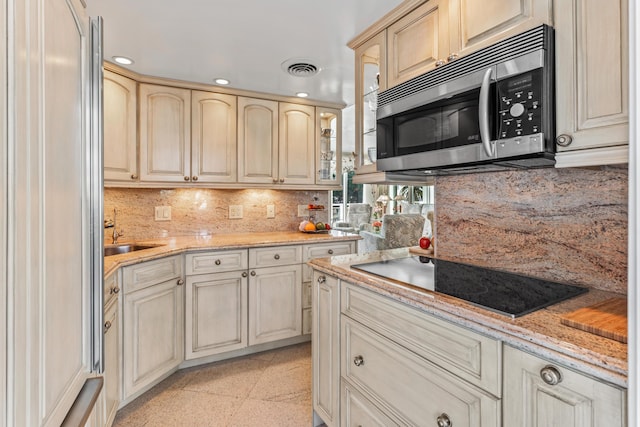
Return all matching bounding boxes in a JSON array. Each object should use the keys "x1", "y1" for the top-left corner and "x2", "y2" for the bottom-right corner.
[{"x1": 104, "y1": 243, "x2": 164, "y2": 257}]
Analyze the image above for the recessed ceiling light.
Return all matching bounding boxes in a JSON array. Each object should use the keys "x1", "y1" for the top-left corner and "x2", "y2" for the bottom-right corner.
[
  {"x1": 214, "y1": 78, "x2": 230, "y2": 85},
  {"x1": 296, "y1": 92, "x2": 309, "y2": 98},
  {"x1": 112, "y1": 56, "x2": 134, "y2": 65}
]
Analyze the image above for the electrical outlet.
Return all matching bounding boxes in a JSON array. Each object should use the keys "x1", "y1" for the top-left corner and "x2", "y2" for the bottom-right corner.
[
  {"x1": 266, "y1": 204, "x2": 275, "y2": 218},
  {"x1": 297, "y1": 205, "x2": 309, "y2": 217},
  {"x1": 155, "y1": 206, "x2": 171, "y2": 221},
  {"x1": 229, "y1": 205, "x2": 243, "y2": 219}
]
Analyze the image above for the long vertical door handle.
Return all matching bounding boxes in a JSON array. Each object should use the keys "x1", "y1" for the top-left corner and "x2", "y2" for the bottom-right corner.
[{"x1": 479, "y1": 67, "x2": 494, "y2": 158}]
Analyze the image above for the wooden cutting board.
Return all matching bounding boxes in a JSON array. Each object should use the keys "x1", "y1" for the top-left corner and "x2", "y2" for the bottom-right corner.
[
  {"x1": 409, "y1": 246, "x2": 434, "y2": 256},
  {"x1": 560, "y1": 297, "x2": 627, "y2": 343}
]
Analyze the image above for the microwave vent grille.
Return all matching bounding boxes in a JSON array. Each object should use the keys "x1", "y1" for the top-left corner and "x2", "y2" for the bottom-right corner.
[{"x1": 378, "y1": 25, "x2": 551, "y2": 109}]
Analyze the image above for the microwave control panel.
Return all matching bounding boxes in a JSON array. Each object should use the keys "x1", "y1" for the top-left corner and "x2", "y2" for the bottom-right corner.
[{"x1": 496, "y1": 68, "x2": 544, "y2": 139}]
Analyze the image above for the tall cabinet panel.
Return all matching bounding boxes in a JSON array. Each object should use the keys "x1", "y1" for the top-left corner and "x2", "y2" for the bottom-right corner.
[
  {"x1": 237, "y1": 97, "x2": 279, "y2": 184},
  {"x1": 104, "y1": 70, "x2": 138, "y2": 182},
  {"x1": 139, "y1": 84, "x2": 191, "y2": 182},
  {"x1": 191, "y1": 91, "x2": 237, "y2": 183},
  {"x1": 278, "y1": 103, "x2": 315, "y2": 185}
]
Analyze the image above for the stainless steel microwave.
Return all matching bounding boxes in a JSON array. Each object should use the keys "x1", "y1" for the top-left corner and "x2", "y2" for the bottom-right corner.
[{"x1": 376, "y1": 25, "x2": 555, "y2": 175}]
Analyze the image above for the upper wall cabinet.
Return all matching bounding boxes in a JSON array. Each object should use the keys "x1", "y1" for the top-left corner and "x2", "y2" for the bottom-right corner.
[
  {"x1": 554, "y1": 0, "x2": 629, "y2": 167},
  {"x1": 278, "y1": 103, "x2": 316, "y2": 185},
  {"x1": 191, "y1": 91, "x2": 238, "y2": 183},
  {"x1": 316, "y1": 107, "x2": 342, "y2": 186},
  {"x1": 104, "y1": 70, "x2": 138, "y2": 182},
  {"x1": 237, "y1": 97, "x2": 279, "y2": 184},
  {"x1": 139, "y1": 84, "x2": 192, "y2": 182}
]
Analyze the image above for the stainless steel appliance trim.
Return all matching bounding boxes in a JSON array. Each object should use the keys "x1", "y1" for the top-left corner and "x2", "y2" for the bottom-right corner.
[
  {"x1": 376, "y1": 141, "x2": 494, "y2": 171},
  {"x1": 479, "y1": 68, "x2": 494, "y2": 157},
  {"x1": 495, "y1": 133, "x2": 546, "y2": 159}
]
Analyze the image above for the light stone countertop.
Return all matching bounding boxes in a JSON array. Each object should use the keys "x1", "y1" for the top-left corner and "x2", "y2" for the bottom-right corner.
[
  {"x1": 307, "y1": 248, "x2": 628, "y2": 388},
  {"x1": 103, "y1": 230, "x2": 361, "y2": 279}
]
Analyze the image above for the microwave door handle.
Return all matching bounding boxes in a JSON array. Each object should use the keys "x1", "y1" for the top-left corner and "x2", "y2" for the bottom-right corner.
[{"x1": 479, "y1": 67, "x2": 494, "y2": 157}]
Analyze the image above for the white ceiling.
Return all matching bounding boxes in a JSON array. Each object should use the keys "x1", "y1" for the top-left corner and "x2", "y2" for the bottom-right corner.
[{"x1": 86, "y1": 0, "x2": 403, "y2": 107}]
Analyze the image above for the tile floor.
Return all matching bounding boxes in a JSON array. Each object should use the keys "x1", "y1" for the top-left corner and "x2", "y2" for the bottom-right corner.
[{"x1": 113, "y1": 342, "x2": 312, "y2": 427}]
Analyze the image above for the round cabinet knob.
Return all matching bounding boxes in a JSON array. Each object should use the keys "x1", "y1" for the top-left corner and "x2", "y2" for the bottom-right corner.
[
  {"x1": 556, "y1": 134, "x2": 573, "y2": 147},
  {"x1": 272, "y1": 178, "x2": 278, "y2": 183},
  {"x1": 437, "y1": 413, "x2": 452, "y2": 427},
  {"x1": 192, "y1": 176, "x2": 199, "y2": 182},
  {"x1": 435, "y1": 59, "x2": 446, "y2": 67},
  {"x1": 184, "y1": 176, "x2": 190, "y2": 181},
  {"x1": 509, "y1": 102, "x2": 525, "y2": 117},
  {"x1": 215, "y1": 259, "x2": 221, "y2": 266},
  {"x1": 110, "y1": 286, "x2": 120, "y2": 295},
  {"x1": 279, "y1": 178, "x2": 284, "y2": 183},
  {"x1": 540, "y1": 365, "x2": 563, "y2": 385},
  {"x1": 353, "y1": 355, "x2": 364, "y2": 366},
  {"x1": 327, "y1": 249, "x2": 334, "y2": 255},
  {"x1": 447, "y1": 53, "x2": 458, "y2": 62},
  {"x1": 130, "y1": 174, "x2": 138, "y2": 180},
  {"x1": 104, "y1": 320, "x2": 112, "y2": 332},
  {"x1": 250, "y1": 271, "x2": 256, "y2": 276},
  {"x1": 274, "y1": 254, "x2": 280, "y2": 260},
  {"x1": 241, "y1": 272, "x2": 248, "y2": 278},
  {"x1": 177, "y1": 279, "x2": 184, "y2": 286},
  {"x1": 317, "y1": 275, "x2": 326, "y2": 284}
]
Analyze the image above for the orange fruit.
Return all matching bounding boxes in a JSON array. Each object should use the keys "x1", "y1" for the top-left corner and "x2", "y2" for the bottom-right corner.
[{"x1": 304, "y1": 222, "x2": 316, "y2": 231}]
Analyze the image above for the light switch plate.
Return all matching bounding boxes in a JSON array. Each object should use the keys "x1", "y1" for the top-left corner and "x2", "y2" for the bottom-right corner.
[
  {"x1": 155, "y1": 206, "x2": 171, "y2": 221},
  {"x1": 229, "y1": 205, "x2": 243, "y2": 219},
  {"x1": 266, "y1": 204, "x2": 275, "y2": 218}
]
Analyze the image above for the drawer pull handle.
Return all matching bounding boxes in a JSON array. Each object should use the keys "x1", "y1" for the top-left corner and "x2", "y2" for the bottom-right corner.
[
  {"x1": 177, "y1": 279, "x2": 184, "y2": 286},
  {"x1": 328, "y1": 249, "x2": 334, "y2": 254},
  {"x1": 317, "y1": 275, "x2": 326, "y2": 284},
  {"x1": 104, "y1": 320, "x2": 112, "y2": 332},
  {"x1": 250, "y1": 271, "x2": 256, "y2": 276},
  {"x1": 274, "y1": 254, "x2": 280, "y2": 260},
  {"x1": 110, "y1": 286, "x2": 120, "y2": 294},
  {"x1": 353, "y1": 355, "x2": 364, "y2": 367},
  {"x1": 215, "y1": 259, "x2": 221, "y2": 265},
  {"x1": 540, "y1": 365, "x2": 563, "y2": 385},
  {"x1": 241, "y1": 272, "x2": 248, "y2": 278},
  {"x1": 436, "y1": 413, "x2": 452, "y2": 427}
]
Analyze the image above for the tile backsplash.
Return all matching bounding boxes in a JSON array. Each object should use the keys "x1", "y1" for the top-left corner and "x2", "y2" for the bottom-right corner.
[
  {"x1": 434, "y1": 166, "x2": 628, "y2": 294},
  {"x1": 104, "y1": 188, "x2": 329, "y2": 241}
]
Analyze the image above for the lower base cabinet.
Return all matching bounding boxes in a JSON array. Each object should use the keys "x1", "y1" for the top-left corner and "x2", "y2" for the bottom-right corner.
[
  {"x1": 341, "y1": 380, "x2": 399, "y2": 427},
  {"x1": 103, "y1": 299, "x2": 120, "y2": 427},
  {"x1": 503, "y1": 345, "x2": 627, "y2": 426}
]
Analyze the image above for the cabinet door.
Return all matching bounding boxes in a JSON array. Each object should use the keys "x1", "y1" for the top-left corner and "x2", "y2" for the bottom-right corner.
[
  {"x1": 386, "y1": 0, "x2": 452, "y2": 87},
  {"x1": 316, "y1": 107, "x2": 342, "y2": 186},
  {"x1": 139, "y1": 84, "x2": 191, "y2": 182},
  {"x1": 452, "y1": 0, "x2": 552, "y2": 57},
  {"x1": 191, "y1": 91, "x2": 237, "y2": 183},
  {"x1": 503, "y1": 346, "x2": 626, "y2": 426},
  {"x1": 312, "y1": 272, "x2": 340, "y2": 427},
  {"x1": 123, "y1": 278, "x2": 184, "y2": 399},
  {"x1": 185, "y1": 271, "x2": 248, "y2": 359},
  {"x1": 554, "y1": 0, "x2": 629, "y2": 162},
  {"x1": 103, "y1": 300, "x2": 120, "y2": 427},
  {"x1": 237, "y1": 97, "x2": 279, "y2": 184},
  {"x1": 278, "y1": 102, "x2": 315, "y2": 185},
  {"x1": 248, "y1": 264, "x2": 302, "y2": 345},
  {"x1": 104, "y1": 70, "x2": 138, "y2": 182}
]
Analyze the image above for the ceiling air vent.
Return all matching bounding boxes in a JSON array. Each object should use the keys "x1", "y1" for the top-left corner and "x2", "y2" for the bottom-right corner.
[{"x1": 281, "y1": 58, "x2": 320, "y2": 77}]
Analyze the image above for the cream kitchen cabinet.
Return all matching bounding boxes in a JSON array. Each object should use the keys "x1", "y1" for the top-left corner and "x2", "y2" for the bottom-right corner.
[
  {"x1": 104, "y1": 70, "x2": 138, "y2": 182},
  {"x1": 122, "y1": 256, "x2": 184, "y2": 401},
  {"x1": 184, "y1": 249, "x2": 249, "y2": 359},
  {"x1": 248, "y1": 246, "x2": 303, "y2": 345},
  {"x1": 316, "y1": 107, "x2": 342, "y2": 187},
  {"x1": 103, "y1": 298, "x2": 120, "y2": 427},
  {"x1": 139, "y1": 84, "x2": 191, "y2": 182},
  {"x1": 503, "y1": 345, "x2": 626, "y2": 426},
  {"x1": 237, "y1": 97, "x2": 279, "y2": 184},
  {"x1": 278, "y1": 102, "x2": 316, "y2": 185},
  {"x1": 553, "y1": 0, "x2": 629, "y2": 167},
  {"x1": 312, "y1": 272, "x2": 341, "y2": 427},
  {"x1": 191, "y1": 91, "x2": 238, "y2": 183}
]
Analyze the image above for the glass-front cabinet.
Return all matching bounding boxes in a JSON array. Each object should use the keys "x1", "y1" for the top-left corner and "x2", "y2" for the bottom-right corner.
[
  {"x1": 316, "y1": 107, "x2": 342, "y2": 186},
  {"x1": 354, "y1": 31, "x2": 386, "y2": 175}
]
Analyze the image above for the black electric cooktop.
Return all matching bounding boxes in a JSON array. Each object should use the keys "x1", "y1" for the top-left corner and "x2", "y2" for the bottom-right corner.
[{"x1": 351, "y1": 256, "x2": 588, "y2": 318}]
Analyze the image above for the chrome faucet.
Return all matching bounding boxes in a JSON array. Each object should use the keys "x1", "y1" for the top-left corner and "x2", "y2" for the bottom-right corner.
[{"x1": 104, "y1": 208, "x2": 124, "y2": 244}]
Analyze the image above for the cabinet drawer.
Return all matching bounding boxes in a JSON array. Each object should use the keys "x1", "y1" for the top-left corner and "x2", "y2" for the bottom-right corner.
[
  {"x1": 249, "y1": 245, "x2": 302, "y2": 268},
  {"x1": 104, "y1": 270, "x2": 121, "y2": 307},
  {"x1": 342, "y1": 380, "x2": 399, "y2": 427},
  {"x1": 303, "y1": 241, "x2": 355, "y2": 261},
  {"x1": 122, "y1": 255, "x2": 183, "y2": 294},
  {"x1": 342, "y1": 318, "x2": 500, "y2": 427},
  {"x1": 185, "y1": 249, "x2": 248, "y2": 275},
  {"x1": 342, "y1": 282, "x2": 501, "y2": 396}
]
